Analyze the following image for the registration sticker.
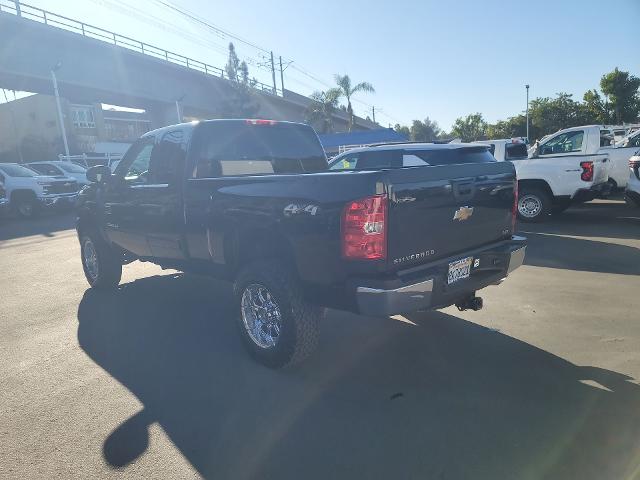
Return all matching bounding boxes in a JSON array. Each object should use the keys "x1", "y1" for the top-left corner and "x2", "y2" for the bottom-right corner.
[{"x1": 447, "y1": 257, "x2": 473, "y2": 285}]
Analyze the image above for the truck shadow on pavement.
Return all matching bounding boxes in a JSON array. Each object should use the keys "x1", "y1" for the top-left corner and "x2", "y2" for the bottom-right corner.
[
  {"x1": 0, "y1": 212, "x2": 75, "y2": 241},
  {"x1": 518, "y1": 200, "x2": 640, "y2": 276},
  {"x1": 77, "y1": 273, "x2": 640, "y2": 479},
  {"x1": 522, "y1": 231, "x2": 640, "y2": 275}
]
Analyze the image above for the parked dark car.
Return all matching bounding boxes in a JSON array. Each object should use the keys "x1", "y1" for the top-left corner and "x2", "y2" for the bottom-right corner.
[{"x1": 76, "y1": 119, "x2": 526, "y2": 367}]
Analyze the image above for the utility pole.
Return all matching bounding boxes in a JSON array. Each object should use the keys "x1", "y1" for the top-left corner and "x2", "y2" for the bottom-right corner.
[
  {"x1": 372, "y1": 106, "x2": 376, "y2": 124},
  {"x1": 279, "y1": 56, "x2": 285, "y2": 96},
  {"x1": 525, "y1": 84, "x2": 530, "y2": 141},
  {"x1": 270, "y1": 51, "x2": 277, "y2": 95},
  {"x1": 51, "y1": 63, "x2": 70, "y2": 160}
]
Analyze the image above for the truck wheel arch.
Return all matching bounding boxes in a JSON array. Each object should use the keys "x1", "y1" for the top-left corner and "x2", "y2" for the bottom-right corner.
[
  {"x1": 231, "y1": 228, "x2": 298, "y2": 277},
  {"x1": 517, "y1": 179, "x2": 555, "y2": 199},
  {"x1": 10, "y1": 189, "x2": 37, "y2": 203}
]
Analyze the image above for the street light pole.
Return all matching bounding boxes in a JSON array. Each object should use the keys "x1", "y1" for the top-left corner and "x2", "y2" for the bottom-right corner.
[
  {"x1": 525, "y1": 84, "x2": 530, "y2": 141},
  {"x1": 51, "y1": 64, "x2": 70, "y2": 159},
  {"x1": 175, "y1": 100, "x2": 182, "y2": 123}
]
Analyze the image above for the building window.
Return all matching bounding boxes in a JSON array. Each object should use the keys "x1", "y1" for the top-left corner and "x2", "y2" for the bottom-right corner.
[
  {"x1": 70, "y1": 105, "x2": 96, "y2": 128},
  {"x1": 103, "y1": 118, "x2": 151, "y2": 141}
]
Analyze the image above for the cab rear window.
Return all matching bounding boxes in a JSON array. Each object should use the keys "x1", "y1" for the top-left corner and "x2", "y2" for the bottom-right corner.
[
  {"x1": 193, "y1": 121, "x2": 327, "y2": 178},
  {"x1": 504, "y1": 143, "x2": 528, "y2": 160}
]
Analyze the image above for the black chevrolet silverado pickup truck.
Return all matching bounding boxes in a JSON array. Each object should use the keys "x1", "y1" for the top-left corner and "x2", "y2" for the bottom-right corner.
[{"x1": 77, "y1": 119, "x2": 526, "y2": 367}]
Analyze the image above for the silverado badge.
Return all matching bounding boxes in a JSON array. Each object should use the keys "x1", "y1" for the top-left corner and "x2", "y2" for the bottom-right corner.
[{"x1": 453, "y1": 206, "x2": 474, "y2": 221}]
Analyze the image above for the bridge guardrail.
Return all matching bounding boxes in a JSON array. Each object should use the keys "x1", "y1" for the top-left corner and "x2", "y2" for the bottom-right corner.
[{"x1": 0, "y1": 0, "x2": 281, "y2": 96}]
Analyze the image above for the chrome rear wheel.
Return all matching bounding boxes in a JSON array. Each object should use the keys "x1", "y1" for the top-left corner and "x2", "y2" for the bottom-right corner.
[{"x1": 241, "y1": 283, "x2": 282, "y2": 349}]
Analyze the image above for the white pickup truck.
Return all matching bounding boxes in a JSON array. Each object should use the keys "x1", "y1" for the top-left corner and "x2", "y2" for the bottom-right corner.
[
  {"x1": 532, "y1": 125, "x2": 638, "y2": 190},
  {"x1": 474, "y1": 137, "x2": 609, "y2": 222},
  {"x1": 0, "y1": 163, "x2": 80, "y2": 218}
]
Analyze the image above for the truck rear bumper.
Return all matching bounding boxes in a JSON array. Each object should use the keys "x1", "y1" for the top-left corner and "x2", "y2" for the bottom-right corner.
[{"x1": 354, "y1": 236, "x2": 526, "y2": 316}]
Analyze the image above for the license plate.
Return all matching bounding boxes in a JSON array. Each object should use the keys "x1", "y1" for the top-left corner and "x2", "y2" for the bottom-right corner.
[{"x1": 447, "y1": 256, "x2": 473, "y2": 285}]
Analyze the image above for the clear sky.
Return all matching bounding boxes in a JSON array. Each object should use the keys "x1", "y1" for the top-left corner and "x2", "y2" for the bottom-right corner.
[{"x1": 8, "y1": 0, "x2": 640, "y2": 130}]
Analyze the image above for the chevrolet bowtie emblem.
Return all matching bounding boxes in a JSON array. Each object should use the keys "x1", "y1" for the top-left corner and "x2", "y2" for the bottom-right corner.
[{"x1": 453, "y1": 206, "x2": 474, "y2": 221}]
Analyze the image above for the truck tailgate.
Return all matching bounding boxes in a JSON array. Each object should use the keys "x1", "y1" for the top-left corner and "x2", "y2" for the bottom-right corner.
[{"x1": 384, "y1": 162, "x2": 516, "y2": 270}]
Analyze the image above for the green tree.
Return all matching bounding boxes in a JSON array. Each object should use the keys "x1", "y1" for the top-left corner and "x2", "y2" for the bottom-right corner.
[
  {"x1": 599, "y1": 68, "x2": 640, "y2": 123},
  {"x1": 225, "y1": 42, "x2": 240, "y2": 82},
  {"x1": 582, "y1": 89, "x2": 611, "y2": 124},
  {"x1": 334, "y1": 74, "x2": 375, "y2": 131},
  {"x1": 410, "y1": 117, "x2": 441, "y2": 142},
  {"x1": 450, "y1": 113, "x2": 487, "y2": 142},
  {"x1": 221, "y1": 43, "x2": 260, "y2": 118},
  {"x1": 394, "y1": 123, "x2": 410, "y2": 138},
  {"x1": 486, "y1": 115, "x2": 527, "y2": 140},
  {"x1": 305, "y1": 88, "x2": 342, "y2": 133}
]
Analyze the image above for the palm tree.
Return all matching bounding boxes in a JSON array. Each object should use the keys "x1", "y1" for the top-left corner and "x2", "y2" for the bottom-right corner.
[
  {"x1": 334, "y1": 74, "x2": 375, "y2": 131},
  {"x1": 306, "y1": 88, "x2": 342, "y2": 133}
]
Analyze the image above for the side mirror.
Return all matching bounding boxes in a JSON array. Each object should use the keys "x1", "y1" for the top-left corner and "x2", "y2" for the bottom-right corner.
[
  {"x1": 86, "y1": 165, "x2": 112, "y2": 183},
  {"x1": 529, "y1": 142, "x2": 540, "y2": 159}
]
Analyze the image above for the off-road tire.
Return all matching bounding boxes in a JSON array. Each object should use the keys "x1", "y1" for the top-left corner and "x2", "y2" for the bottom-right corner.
[
  {"x1": 80, "y1": 230, "x2": 122, "y2": 289},
  {"x1": 234, "y1": 260, "x2": 320, "y2": 368}
]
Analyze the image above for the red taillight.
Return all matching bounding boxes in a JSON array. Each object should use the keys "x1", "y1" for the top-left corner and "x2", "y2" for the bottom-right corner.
[
  {"x1": 246, "y1": 119, "x2": 277, "y2": 126},
  {"x1": 580, "y1": 161, "x2": 594, "y2": 182},
  {"x1": 341, "y1": 195, "x2": 387, "y2": 260},
  {"x1": 512, "y1": 181, "x2": 518, "y2": 232}
]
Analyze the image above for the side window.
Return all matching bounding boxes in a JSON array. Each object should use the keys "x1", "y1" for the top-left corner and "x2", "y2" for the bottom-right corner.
[
  {"x1": 149, "y1": 130, "x2": 187, "y2": 184},
  {"x1": 630, "y1": 135, "x2": 640, "y2": 148},
  {"x1": 487, "y1": 144, "x2": 496, "y2": 156},
  {"x1": 402, "y1": 153, "x2": 429, "y2": 167},
  {"x1": 330, "y1": 153, "x2": 359, "y2": 170},
  {"x1": 357, "y1": 150, "x2": 401, "y2": 169},
  {"x1": 540, "y1": 131, "x2": 584, "y2": 155},
  {"x1": 600, "y1": 130, "x2": 614, "y2": 147},
  {"x1": 120, "y1": 139, "x2": 155, "y2": 184}
]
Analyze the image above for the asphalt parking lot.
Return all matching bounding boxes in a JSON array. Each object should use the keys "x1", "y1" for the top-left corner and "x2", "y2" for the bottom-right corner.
[{"x1": 1, "y1": 199, "x2": 639, "y2": 480}]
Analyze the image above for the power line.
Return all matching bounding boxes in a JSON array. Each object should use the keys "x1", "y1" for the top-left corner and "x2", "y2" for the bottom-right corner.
[
  {"x1": 150, "y1": 0, "x2": 271, "y2": 55},
  {"x1": 94, "y1": 0, "x2": 403, "y2": 123}
]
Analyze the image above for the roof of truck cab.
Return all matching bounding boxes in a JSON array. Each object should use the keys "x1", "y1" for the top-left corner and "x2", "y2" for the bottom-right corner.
[{"x1": 141, "y1": 119, "x2": 310, "y2": 139}]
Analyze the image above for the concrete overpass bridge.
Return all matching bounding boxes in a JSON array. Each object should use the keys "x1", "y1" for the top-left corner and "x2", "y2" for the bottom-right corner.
[{"x1": 0, "y1": 1, "x2": 376, "y2": 131}]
